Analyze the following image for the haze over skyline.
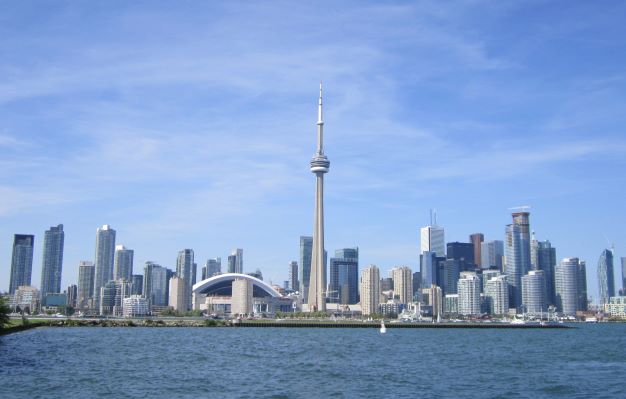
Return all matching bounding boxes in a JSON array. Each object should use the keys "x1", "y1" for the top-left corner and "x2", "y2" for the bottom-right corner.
[{"x1": 1, "y1": 1, "x2": 625, "y2": 302}]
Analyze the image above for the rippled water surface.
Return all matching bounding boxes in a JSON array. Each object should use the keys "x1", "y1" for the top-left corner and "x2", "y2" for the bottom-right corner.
[{"x1": 2, "y1": 324, "x2": 626, "y2": 398}]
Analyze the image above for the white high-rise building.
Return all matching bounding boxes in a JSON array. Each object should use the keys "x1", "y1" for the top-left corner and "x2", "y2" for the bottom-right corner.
[
  {"x1": 522, "y1": 270, "x2": 547, "y2": 314},
  {"x1": 458, "y1": 272, "x2": 481, "y2": 316},
  {"x1": 485, "y1": 275, "x2": 509, "y2": 315},
  {"x1": 94, "y1": 225, "x2": 116, "y2": 307},
  {"x1": 360, "y1": 265, "x2": 380, "y2": 316},
  {"x1": 420, "y1": 225, "x2": 445, "y2": 257},
  {"x1": 123, "y1": 295, "x2": 149, "y2": 317},
  {"x1": 231, "y1": 278, "x2": 253, "y2": 315},
  {"x1": 391, "y1": 267, "x2": 413, "y2": 304},
  {"x1": 555, "y1": 258, "x2": 580, "y2": 316}
]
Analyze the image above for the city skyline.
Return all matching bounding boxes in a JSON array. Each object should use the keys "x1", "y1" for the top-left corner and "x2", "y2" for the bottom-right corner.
[{"x1": 1, "y1": 2, "x2": 625, "y2": 303}]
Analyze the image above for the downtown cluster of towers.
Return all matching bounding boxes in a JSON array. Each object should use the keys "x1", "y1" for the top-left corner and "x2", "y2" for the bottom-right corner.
[{"x1": 5, "y1": 223, "x2": 253, "y2": 315}]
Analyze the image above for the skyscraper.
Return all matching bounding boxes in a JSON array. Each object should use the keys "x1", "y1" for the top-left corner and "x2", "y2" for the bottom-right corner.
[
  {"x1": 469, "y1": 233, "x2": 484, "y2": 267},
  {"x1": 577, "y1": 261, "x2": 588, "y2": 311},
  {"x1": 94, "y1": 225, "x2": 116, "y2": 306},
  {"x1": 505, "y1": 211, "x2": 531, "y2": 309},
  {"x1": 131, "y1": 274, "x2": 143, "y2": 296},
  {"x1": 308, "y1": 84, "x2": 330, "y2": 313},
  {"x1": 299, "y1": 236, "x2": 313, "y2": 302},
  {"x1": 169, "y1": 276, "x2": 185, "y2": 312},
  {"x1": 40, "y1": 225, "x2": 64, "y2": 301},
  {"x1": 114, "y1": 245, "x2": 134, "y2": 281},
  {"x1": 176, "y1": 249, "x2": 195, "y2": 311},
  {"x1": 555, "y1": 258, "x2": 580, "y2": 316},
  {"x1": 392, "y1": 266, "x2": 413, "y2": 304},
  {"x1": 621, "y1": 257, "x2": 626, "y2": 295},
  {"x1": 288, "y1": 261, "x2": 298, "y2": 291},
  {"x1": 227, "y1": 249, "x2": 243, "y2": 274},
  {"x1": 77, "y1": 261, "x2": 95, "y2": 309},
  {"x1": 9, "y1": 234, "x2": 35, "y2": 294},
  {"x1": 328, "y1": 248, "x2": 359, "y2": 304},
  {"x1": 598, "y1": 249, "x2": 615, "y2": 306},
  {"x1": 522, "y1": 270, "x2": 547, "y2": 314},
  {"x1": 439, "y1": 259, "x2": 460, "y2": 296},
  {"x1": 536, "y1": 240, "x2": 556, "y2": 305},
  {"x1": 480, "y1": 240, "x2": 504, "y2": 270},
  {"x1": 420, "y1": 225, "x2": 445, "y2": 257},
  {"x1": 447, "y1": 242, "x2": 475, "y2": 271},
  {"x1": 204, "y1": 258, "x2": 221, "y2": 280},
  {"x1": 360, "y1": 265, "x2": 380, "y2": 316},
  {"x1": 420, "y1": 251, "x2": 437, "y2": 289},
  {"x1": 458, "y1": 272, "x2": 481, "y2": 316},
  {"x1": 143, "y1": 261, "x2": 168, "y2": 309}
]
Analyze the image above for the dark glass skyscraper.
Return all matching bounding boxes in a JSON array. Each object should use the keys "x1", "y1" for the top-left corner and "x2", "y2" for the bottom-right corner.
[
  {"x1": 536, "y1": 240, "x2": 556, "y2": 305},
  {"x1": 9, "y1": 234, "x2": 35, "y2": 294},
  {"x1": 447, "y1": 242, "x2": 475, "y2": 271},
  {"x1": 328, "y1": 248, "x2": 359, "y2": 304},
  {"x1": 40, "y1": 224, "x2": 64, "y2": 299},
  {"x1": 598, "y1": 249, "x2": 615, "y2": 306},
  {"x1": 420, "y1": 251, "x2": 437, "y2": 289},
  {"x1": 299, "y1": 236, "x2": 312, "y2": 302},
  {"x1": 469, "y1": 233, "x2": 484, "y2": 267}
]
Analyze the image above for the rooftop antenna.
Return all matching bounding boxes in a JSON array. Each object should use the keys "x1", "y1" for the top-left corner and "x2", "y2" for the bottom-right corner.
[
  {"x1": 434, "y1": 209, "x2": 438, "y2": 226},
  {"x1": 429, "y1": 209, "x2": 433, "y2": 226}
]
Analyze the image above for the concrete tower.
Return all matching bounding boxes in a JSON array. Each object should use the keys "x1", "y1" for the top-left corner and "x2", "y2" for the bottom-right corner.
[{"x1": 308, "y1": 84, "x2": 330, "y2": 312}]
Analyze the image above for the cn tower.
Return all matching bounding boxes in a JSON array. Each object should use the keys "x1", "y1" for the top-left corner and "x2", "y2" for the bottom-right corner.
[{"x1": 308, "y1": 83, "x2": 330, "y2": 312}]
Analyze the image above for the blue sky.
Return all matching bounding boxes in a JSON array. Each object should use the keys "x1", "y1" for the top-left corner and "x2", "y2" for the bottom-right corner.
[{"x1": 1, "y1": 1, "x2": 625, "y2": 303}]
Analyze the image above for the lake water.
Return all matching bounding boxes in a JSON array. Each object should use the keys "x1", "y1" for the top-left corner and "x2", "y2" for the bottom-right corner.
[{"x1": 2, "y1": 324, "x2": 626, "y2": 398}]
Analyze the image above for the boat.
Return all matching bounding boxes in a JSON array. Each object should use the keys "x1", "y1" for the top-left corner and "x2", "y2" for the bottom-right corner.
[
  {"x1": 380, "y1": 320, "x2": 386, "y2": 334},
  {"x1": 510, "y1": 318, "x2": 526, "y2": 325}
]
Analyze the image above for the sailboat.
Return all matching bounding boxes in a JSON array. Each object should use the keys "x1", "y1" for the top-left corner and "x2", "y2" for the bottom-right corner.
[{"x1": 380, "y1": 320, "x2": 386, "y2": 334}]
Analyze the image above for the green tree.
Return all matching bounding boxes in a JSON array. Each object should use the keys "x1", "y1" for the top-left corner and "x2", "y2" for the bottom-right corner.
[{"x1": 0, "y1": 296, "x2": 10, "y2": 329}]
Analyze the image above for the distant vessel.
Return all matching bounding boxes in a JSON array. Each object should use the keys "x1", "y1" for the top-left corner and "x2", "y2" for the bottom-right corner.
[
  {"x1": 380, "y1": 320, "x2": 386, "y2": 334},
  {"x1": 585, "y1": 317, "x2": 598, "y2": 323},
  {"x1": 510, "y1": 318, "x2": 526, "y2": 325}
]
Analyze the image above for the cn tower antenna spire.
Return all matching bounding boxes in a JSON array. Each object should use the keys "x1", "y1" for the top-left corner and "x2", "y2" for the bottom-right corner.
[{"x1": 317, "y1": 81, "x2": 324, "y2": 154}]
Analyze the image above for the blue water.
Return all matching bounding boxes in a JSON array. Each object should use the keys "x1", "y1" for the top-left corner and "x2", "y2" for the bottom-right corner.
[{"x1": 1, "y1": 324, "x2": 626, "y2": 398}]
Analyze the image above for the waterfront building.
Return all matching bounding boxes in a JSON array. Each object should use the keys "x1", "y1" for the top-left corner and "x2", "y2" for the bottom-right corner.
[
  {"x1": 94, "y1": 225, "x2": 116, "y2": 307},
  {"x1": 458, "y1": 272, "x2": 481, "y2": 316},
  {"x1": 360, "y1": 265, "x2": 380, "y2": 316},
  {"x1": 308, "y1": 85, "x2": 330, "y2": 313},
  {"x1": 522, "y1": 270, "x2": 547, "y2": 314},
  {"x1": 227, "y1": 248, "x2": 243, "y2": 274},
  {"x1": 481, "y1": 240, "x2": 504, "y2": 270},
  {"x1": 469, "y1": 233, "x2": 484, "y2": 267},
  {"x1": 40, "y1": 224, "x2": 64, "y2": 302},
  {"x1": 378, "y1": 300, "x2": 405, "y2": 316},
  {"x1": 447, "y1": 242, "x2": 475, "y2": 271},
  {"x1": 77, "y1": 261, "x2": 95, "y2": 309},
  {"x1": 288, "y1": 261, "x2": 298, "y2": 292},
  {"x1": 392, "y1": 267, "x2": 413, "y2": 304},
  {"x1": 604, "y1": 296, "x2": 626, "y2": 319},
  {"x1": 481, "y1": 269, "x2": 501, "y2": 293},
  {"x1": 536, "y1": 240, "x2": 556, "y2": 305},
  {"x1": 13, "y1": 285, "x2": 40, "y2": 313},
  {"x1": 577, "y1": 261, "x2": 588, "y2": 311},
  {"x1": 426, "y1": 285, "x2": 443, "y2": 319},
  {"x1": 43, "y1": 293, "x2": 67, "y2": 312},
  {"x1": 131, "y1": 274, "x2": 143, "y2": 295},
  {"x1": 420, "y1": 251, "x2": 438, "y2": 290},
  {"x1": 485, "y1": 275, "x2": 509, "y2": 315},
  {"x1": 505, "y1": 211, "x2": 531, "y2": 309},
  {"x1": 169, "y1": 276, "x2": 185, "y2": 312},
  {"x1": 66, "y1": 284, "x2": 78, "y2": 308},
  {"x1": 328, "y1": 248, "x2": 358, "y2": 304},
  {"x1": 231, "y1": 278, "x2": 253, "y2": 315},
  {"x1": 420, "y1": 225, "x2": 445, "y2": 257},
  {"x1": 114, "y1": 245, "x2": 134, "y2": 281},
  {"x1": 555, "y1": 258, "x2": 580, "y2": 316},
  {"x1": 9, "y1": 234, "x2": 35, "y2": 294},
  {"x1": 177, "y1": 249, "x2": 195, "y2": 311},
  {"x1": 99, "y1": 279, "x2": 131, "y2": 316},
  {"x1": 123, "y1": 295, "x2": 150, "y2": 317},
  {"x1": 598, "y1": 249, "x2": 615, "y2": 306},
  {"x1": 143, "y1": 262, "x2": 168, "y2": 309},
  {"x1": 444, "y1": 294, "x2": 459, "y2": 315}
]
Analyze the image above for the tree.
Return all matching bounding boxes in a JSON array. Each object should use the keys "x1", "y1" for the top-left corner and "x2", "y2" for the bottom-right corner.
[{"x1": 0, "y1": 296, "x2": 10, "y2": 329}]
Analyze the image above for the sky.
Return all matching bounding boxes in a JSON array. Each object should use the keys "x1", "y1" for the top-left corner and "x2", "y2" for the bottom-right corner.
[{"x1": 1, "y1": 1, "x2": 625, "y2": 304}]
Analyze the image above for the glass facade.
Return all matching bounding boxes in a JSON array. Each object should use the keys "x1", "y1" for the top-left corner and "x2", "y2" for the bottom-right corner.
[
  {"x1": 328, "y1": 248, "x2": 358, "y2": 304},
  {"x1": 40, "y1": 224, "x2": 65, "y2": 300},
  {"x1": 598, "y1": 249, "x2": 615, "y2": 306}
]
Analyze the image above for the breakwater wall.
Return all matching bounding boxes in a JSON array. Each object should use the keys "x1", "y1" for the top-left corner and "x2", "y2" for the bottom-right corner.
[{"x1": 236, "y1": 321, "x2": 572, "y2": 329}]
